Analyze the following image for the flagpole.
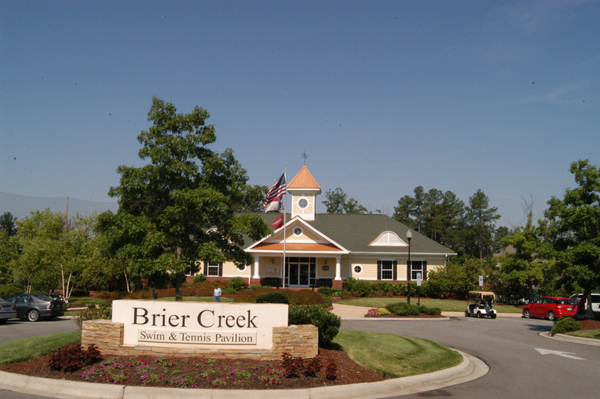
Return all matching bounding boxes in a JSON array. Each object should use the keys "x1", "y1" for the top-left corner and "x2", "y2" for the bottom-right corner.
[{"x1": 282, "y1": 163, "x2": 287, "y2": 289}]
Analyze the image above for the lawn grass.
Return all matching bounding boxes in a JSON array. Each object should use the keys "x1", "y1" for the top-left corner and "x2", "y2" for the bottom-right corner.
[
  {"x1": 334, "y1": 330, "x2": 462, "y2": 378},
  {"x1": 566, "y1": 329, "x2": 600, "y2": 340},
  {"x1": 0, "y1": 331, "x2": 81, "y2": 366},
  {"x1": 69, "y1": 297, "x2": 110, "y2": 306},
  {"x1": 336, "y1": 297, "x2": 522, "y2": 313}
]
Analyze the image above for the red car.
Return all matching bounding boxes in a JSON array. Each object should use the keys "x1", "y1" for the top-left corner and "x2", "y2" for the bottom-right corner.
[{"x1": 522, "y1": 297, "x2": 577, "y2": 321}]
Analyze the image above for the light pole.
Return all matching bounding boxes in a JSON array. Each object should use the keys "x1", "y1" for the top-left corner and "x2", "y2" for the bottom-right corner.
[{"x1": 406, "y1": 229, "x2": 412, "y2": 304}]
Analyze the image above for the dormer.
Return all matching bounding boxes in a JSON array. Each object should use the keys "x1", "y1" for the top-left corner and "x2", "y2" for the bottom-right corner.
[{"x1": 287, "y1": 166, "x2": 321, "y2": 221}]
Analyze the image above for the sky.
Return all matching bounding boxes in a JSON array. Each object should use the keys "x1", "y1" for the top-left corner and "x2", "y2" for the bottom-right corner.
[{"x1": 1, "y1": 0, "x2": 599, "y2": 228}]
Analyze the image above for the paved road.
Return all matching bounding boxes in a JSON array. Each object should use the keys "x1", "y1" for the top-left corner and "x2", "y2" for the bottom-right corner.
[
  {"x1": 343, "y1": 316, "x2": 600, "y2": 399},
  {"x1": 0, "y1": 317, "x2": 78, "y2": 344},
  {"x1": 2, "y1": 316, "x2": 599, "y2": 398}
]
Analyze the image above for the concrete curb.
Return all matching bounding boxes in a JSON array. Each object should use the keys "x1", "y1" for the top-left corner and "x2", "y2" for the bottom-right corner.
[
  {"x1": 0, "y1": 350, "x2": 487, "y2": 399},
  {"x1": 341, "y1": 317, "x2": 451, "y2": 321},
  {"x1": 539, "y1": 331, "x2": 600, "y2": 347}
]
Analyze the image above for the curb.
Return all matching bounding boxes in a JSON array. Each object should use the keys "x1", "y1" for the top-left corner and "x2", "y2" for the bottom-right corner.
[
  {"x1": 0, "y1": 350, "x2": 487, "y2": 399},
  {"x1": 340, "y1": 317, "x2": 451, "y2": 321},
  {"x1": 539, "y1": 331, "x2": 600, "y2": 347}
]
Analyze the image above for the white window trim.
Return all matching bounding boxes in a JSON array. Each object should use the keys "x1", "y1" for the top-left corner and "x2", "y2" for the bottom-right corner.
[
  {"x1": 380, "y1": 259, "x2": 394, "y2": 281},
  {"x1": 293, "y1": 227, "x2": 303, "y2": 236},
  {"x1": 353, "y1": 264, "x2": 363, "y2": 275},
  {"x1": 206, "y1": 262, "x2": 221, "y2": 277},
  {"x1": 410, "y1": 259, "x2": 425, "y2": 280}
]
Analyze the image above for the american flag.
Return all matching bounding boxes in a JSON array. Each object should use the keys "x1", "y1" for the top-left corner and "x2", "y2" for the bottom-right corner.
[{"x1": 263, "y1": 173, "x2": 286, "y2": 212}]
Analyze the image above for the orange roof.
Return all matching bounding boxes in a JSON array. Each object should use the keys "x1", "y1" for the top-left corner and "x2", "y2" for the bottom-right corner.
[
  {"x1": 252, "y1": 242, "x2": 341, "y2": 251},
  {"x1": 287, "y1": 166, "x2": 321, "y2": 189}
]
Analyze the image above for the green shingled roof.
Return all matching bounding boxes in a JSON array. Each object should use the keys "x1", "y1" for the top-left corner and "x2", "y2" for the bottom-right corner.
[{"x1": 245, "y1": 213, "x2": 455, "y2": 256}]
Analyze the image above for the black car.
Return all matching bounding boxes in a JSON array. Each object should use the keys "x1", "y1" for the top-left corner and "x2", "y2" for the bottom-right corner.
[{"x1": 3, "y1": 294, "x2": 65, "y2": 322}]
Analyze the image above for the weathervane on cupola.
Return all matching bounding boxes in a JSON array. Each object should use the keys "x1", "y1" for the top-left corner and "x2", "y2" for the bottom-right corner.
[{"x1": 301, "y1": 151, "x2": 308, "y2": 166}]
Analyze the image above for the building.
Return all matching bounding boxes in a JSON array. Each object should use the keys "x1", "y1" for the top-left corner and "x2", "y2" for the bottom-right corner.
[{"x1": 193, "y1": 166, "x2": 456, "y2": 288}]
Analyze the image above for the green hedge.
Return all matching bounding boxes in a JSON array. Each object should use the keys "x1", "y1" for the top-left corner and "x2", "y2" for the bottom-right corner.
[
  {"x1": 256, "y1": 291, "x2": 289, "y2": 304},
  {"x1": 288, "y1": 305, "x2": 341, "y2": 346},
  {"x1": 551, "y1": 317, "x2": 582, "y2": 335}
]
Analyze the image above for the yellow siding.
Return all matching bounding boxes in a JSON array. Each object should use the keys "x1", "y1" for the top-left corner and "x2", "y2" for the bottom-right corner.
[{"x1": 317, "y1": 258, "x2": 336, "y2": 278}]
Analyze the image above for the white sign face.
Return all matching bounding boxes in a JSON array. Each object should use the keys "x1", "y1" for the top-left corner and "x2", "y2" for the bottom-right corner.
[
  {"x1": 479, "y1": 275, "x2": 484, "y2": 287},
  {"x1": 112, "y1": 300, "x2": 288, "y2": 350},
  {"x1": 417, "y1": 273, "x2": 422, "y2": 286}
]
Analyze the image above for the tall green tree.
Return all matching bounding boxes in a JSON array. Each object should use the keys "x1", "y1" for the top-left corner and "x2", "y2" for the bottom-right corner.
[
  {"x1": 107, "y1": 97, "x2": 270, "y2": 301},
  {"x1": 465, "y1": 189, "x2": 501, "y2": 262},
  {"x1": 544, "y1": 159, "x2": 600, "y2": 318},
  {"x1": 323, "y1": 188, "x2": 368, "y2": 214},
  {"x1": 0, "y1": 212, "x2": 18, "y2": 236},
  {"x1": 10, "y1": 209, "x2": 64, "y2": 293},
  {"x1": 498, "y1": 213, "x2": 548, "y2": 301}
]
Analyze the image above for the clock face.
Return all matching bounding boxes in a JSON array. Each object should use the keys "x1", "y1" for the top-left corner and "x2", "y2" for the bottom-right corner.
[
  {"x1": 298, "y1": 198, "x2": 308, "y2": 209},
  {"x1": 293, "y1": 227, "x2": 302, "y2": 236}
]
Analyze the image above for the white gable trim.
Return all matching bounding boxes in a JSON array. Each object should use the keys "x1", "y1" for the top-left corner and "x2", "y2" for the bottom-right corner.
[
  {"x1": 368, "y1": 231, "x2": 408, "y2": 247},
  {"x1": 245, "y1": 216, "x2": 349, "y2": 253}
]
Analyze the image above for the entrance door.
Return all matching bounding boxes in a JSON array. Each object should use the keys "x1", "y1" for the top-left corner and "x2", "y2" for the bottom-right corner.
[{"x1": 286, "y1": 257, "x2": 316, "y2": 287}]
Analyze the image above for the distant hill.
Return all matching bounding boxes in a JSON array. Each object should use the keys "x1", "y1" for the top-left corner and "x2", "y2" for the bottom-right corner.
[{"x1": 0, "y1": 192, "x2": 118, "y2": 220}]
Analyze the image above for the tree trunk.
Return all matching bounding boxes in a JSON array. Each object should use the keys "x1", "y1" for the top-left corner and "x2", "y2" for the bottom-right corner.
[
  {"x1": 175, "y1": 247, "x2": 183, "y2": 301},
  {"x1": 124, "y1": 269, "x2": 130, "y2": 293}
]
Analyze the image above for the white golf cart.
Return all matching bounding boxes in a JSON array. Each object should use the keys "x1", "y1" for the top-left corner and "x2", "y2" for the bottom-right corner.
[{"x1": 465, "y1": 291, "x2": 497, "y2": 319}]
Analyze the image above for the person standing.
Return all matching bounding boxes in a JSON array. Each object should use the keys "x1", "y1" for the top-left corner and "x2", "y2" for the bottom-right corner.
[{"x1": 214, "y1": 284, "x2": 222, "y2": 302}]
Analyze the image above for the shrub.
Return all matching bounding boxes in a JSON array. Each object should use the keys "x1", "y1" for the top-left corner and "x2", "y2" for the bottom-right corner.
[
  {"x1": 317, "y1": 287, "x2": 342, "y2": 297},
  {"x1": 286, "y1": 290, "x2": 325, "y2": 306},
  {"x1": 222, "y1": 287, "x2": 237, "y2": 295},
  {"x1": 386, "y1": 302, "x2": 420, "y2": 316},
  {"x1": 256, "y1": 291, "x2": 289, "y2": 304},
  {"x1": 372, "y1": 281, "x2": 394, "y2": 296},
  {"x1": 281, "y1": 352, "x2": 304, "y2": 378},
  {"x1": 551, "y1": 317, "x2": 582, "y2": 335},
  {"x1": 235, "y1": 288, "x2": 272, "y2": 303},
  {"x1": 227, "y1": 277, "x2": 248, "y2": 293},
  {"x1": 378, "y1": 308, "x2": 391, "y2": 315},
  {"x1": 247, "y1": 285, "x2": 271, "y2": 290},
  {"x1": 73, "y1": 303, "x2": 112, "y2": 331},
  {"x1": 325, "y1": 358, "x2": 337, "y2": 380},
  {"x1": 392, "y1": 283, "x2": 407, "y2": 296},
  {"x1": 48, "y1": 344, "x2": 102, "y2": 373},
  {"x1": 351, "y1": 280, "x2": 374, "y2": 297},
  {"x1": 366, "y1": 308, "x2": 381, "y2": 317},
  {"x1": 288, "y1": 305, "x2": 341, "y2": 346},
  {"x1": 419, "y1": 306, "x2": 441, "y2": 315},
  {"x1": 193, "y1": 273, "x2": 206, "y2": 284},
  {"x1": 342, "y1": 278, "x2": 358, "y2": 292},
  {"x1": 0, "y1": 283, "x2": 22, "y2": 298}
]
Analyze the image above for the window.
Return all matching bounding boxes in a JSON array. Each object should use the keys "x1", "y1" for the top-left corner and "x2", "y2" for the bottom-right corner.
[
  {"x1": 204, "y1": 262, "x2": 222, "y2": 277},
  {"x1": 353, "y1": 265, "x2": 363, "y2": 275},
  {"x1": 298, "y1": 198, "x2": 308, "y2": 209},
  {"x1": 410, "y1": 261, "x2": 427, "y2": 280},
  {"x1": 236, "y1": 264, "x2": 246, "y2": 272},
  {"x1": 293, "y1": 227, "x2": 303, "y2": 236},
  {"x1": 377, "y1": 260, "x2": 397, "y2": 280}
]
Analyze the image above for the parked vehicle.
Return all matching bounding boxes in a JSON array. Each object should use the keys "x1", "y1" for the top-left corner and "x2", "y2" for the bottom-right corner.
[
  {"x1": 465, "y1": 291, "x2": 497, "y2": 319},
  {"x1": 570, "y1": 293, "x2": 600, "y2": 317},
  {"x1": 3, "y1": 294, "x2": 65, "y2": 322},
  {"x1": 522, "y1": 296, "x2": 576, "y2": 321},
  {"x1": 0, "y1": 299, "x2": 17, "y2": 324}
]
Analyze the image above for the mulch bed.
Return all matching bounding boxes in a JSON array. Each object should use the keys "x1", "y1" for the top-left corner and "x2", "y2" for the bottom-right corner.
[
  {"x1": 0, "y1": 347, "x2": 386, "y2": 390},
  {"x1": 579, "y1": 319, "x2": 600, "y2": 331}
]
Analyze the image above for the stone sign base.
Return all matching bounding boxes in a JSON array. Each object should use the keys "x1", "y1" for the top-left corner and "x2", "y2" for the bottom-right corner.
[{"x1": 82, "y1": 320, "x2": 318, "y2": 360}]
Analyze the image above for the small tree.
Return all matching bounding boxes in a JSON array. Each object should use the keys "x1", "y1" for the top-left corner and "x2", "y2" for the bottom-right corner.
[{"x1": 545, "y1": 159, "x2": 600, "y2": 318}]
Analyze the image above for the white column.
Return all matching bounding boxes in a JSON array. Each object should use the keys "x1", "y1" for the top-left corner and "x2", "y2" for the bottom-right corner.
[
  {"x1": 253, "y1": 256, "x2": 260, "y2": 279},
  {"x1": 335, "y1": 256, "x2": 341, "y2": 280}
]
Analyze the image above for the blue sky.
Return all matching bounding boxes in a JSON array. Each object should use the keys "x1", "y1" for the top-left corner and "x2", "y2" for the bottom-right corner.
[{"x1": 1, "y1": 0, "x2": 599, "y2": 228}]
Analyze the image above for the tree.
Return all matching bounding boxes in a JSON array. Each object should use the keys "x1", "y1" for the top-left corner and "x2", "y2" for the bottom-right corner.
[
  {"x1": 498, "y1": 213, "x2": 548, "y2": 301},
  {"x1": 323, "y1": 188, "x2": 368, "y2": 214},
  {"x1": 465, "y1": 189, "x2": 501, "y2": 262},
  {"x1": 107, "y1": 97, "x2": 270, "y2": 301},
  {"x1": 0, "y1": 212, "x2": 18, "y2": 236},
  {"x1": 544, "y1": 159, "x2": 600, "y2": 318},
  {"x1": 10, "y1": 209, "x2": 64, "y2": 293}
]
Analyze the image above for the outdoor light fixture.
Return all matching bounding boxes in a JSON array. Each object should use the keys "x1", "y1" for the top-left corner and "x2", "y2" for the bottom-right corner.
[{"x1": 406, "y1": 230, "x2": 412, "y2": 305}]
